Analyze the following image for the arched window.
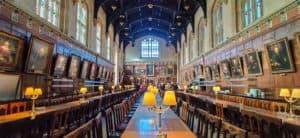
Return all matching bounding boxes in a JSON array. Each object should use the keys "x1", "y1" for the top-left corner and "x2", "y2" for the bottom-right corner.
[
  {"x1": 213, "y1": 2, "x2": 224, "y2": 46},
  {"x1": 36, "y1": 0, "x2": 61, "y2": 26},
  {"x1": 198, "y1": 20, "x2": 205, "y2": 54},
  {"x1": 184, "y1": 43, "x2": 189, "y2": 64},
  {"x1": 141, "y1": 38, "x2": 160, "y2": 58},
  {"x1": 96, "y1": 24, "x2": 101, "y2": 54},
  {"x1": 76, "y1": 1, "x2": 87, "y2": 45},
  {"x1": 107, "y1": 37, "x2": 110, "y2": 60},
  {"x1": 242, "y1": 0, "x2": 263, "y2": 27}
]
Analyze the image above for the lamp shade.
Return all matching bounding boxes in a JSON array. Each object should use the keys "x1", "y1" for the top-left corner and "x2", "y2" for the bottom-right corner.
[
  {"x1": 80, "y1": 87, "x2": 88, "y2": 94},
  {"x1": 213, "y1": 86, "x2": 221, "y2": 92},
  {"x1": 34, "y1": 88, "x2": 43, "y2": 95},
  {"x1": 279, "y1": 88, "x2": 290, "y2": 97},
  {"x1": 98, "y1": 85, "x2": 104, "y2": 91},
  {"x1": 142, "y1": 92, "x2": 156, "y2": 106},
  {"x1": 291, "y1": 89, "x2": 300, "y2": 98},
  {"x1": 163, "y1": 91, "x2": 177, "y2": 106},
  {"x1": 150, "y1": 87, "x2": 159, "y2": 94},
  {"x1": 25, "y1": 87, "x2": 34, "y2": 96}
]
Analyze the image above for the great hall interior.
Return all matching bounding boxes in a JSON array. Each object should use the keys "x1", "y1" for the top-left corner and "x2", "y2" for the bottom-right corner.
[{"x1": 0, "y1": 0, "x2": 300, "y2": 138}]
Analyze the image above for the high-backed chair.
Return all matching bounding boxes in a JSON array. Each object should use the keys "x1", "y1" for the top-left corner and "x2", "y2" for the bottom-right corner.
[
  {"x1": 181, "y1": 101, "x2": 188, "y2": 123},
  {"x1": 9, "y1": 101, "x2": 27, "y2": 114},
  {"x1": 0, "y1": 103, "x2": 8, "y2": 115},
  {"x1": 49, "y1": 108, "x2": 70, "y2": 138}
]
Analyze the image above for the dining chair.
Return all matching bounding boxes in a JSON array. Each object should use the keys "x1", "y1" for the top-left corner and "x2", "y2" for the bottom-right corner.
[
  {"x1": 215, "y1": 103, "x2": 224, "y2": 119},
  {"x1": 272, "y1": 102, "x2": 288, "y2": 112},
  {"x1": 49, "y1": 108, "x2": 70, "y2": 138},
  {"x1": 221, "y1": 121, "x2": 248, "y2": 138},
  {"x1": 9, "y1": 101, "x2": 27, "y2": 114},
  {"x1": 94, "y1": 113, "x2": 103, "y2": 138},
  {"x1": 0, "y1": 103, "x2": 8, "y2": 115},
  {"x1": 195, "y1": 108, "x2": 208, "y2": 137},
  {"x1": 64, "y1": 119, "x2": 94, "y2": 138},
  {"x1": 240, "y1": 109, "x2": 259, "y2": 138},
  {"x1": 181, "y1": 101, "x2": 188, "y2": 123},
  {"x1": 205, "y1": 114, "x2": 222, "y2": 138},
  {"x1": 187, "y1": 105, "x2": 196, "y2": 131},
  {"x1": 258, "y1": 113, "x2": 283, "y2": 138}
]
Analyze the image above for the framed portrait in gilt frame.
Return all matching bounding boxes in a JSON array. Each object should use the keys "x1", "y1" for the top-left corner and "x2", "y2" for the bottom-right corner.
[
  {"x1": 68, "y1": 55, "x2": 80, "y2": 78},
  {"x1": 220, "y1": 60, "x2": 231, "y2": 79},
  {"x1": 53, "y1": 54, "x2": 68, "y2": 77},
  {"x1": 89, "y1": 62, "x2": 97, "y2": 80},
  {"x1": 265, "y1": 38, "x2": 294, "y2": 73},
  {"x1": 146, "y1": 64, "x2": 155, "y2": 76},
  {"x1": 80, "y1": 60, "x2": 90, "y2": 79},
  {"x1": 0, "y1": 31, "x2": 24, "y2": 71},
  {"x1": 26, "y1": 36, "x2": 54, "y2": 74},
  {"x1": 230, "y1": 56, "x2": 243, "y2": 78},
  {"x1": 244, "y1": 50, "x2": 263, "y2": 76},
  {"x1": 98, "y1": 65, "x2": 103, "y2": 79}
]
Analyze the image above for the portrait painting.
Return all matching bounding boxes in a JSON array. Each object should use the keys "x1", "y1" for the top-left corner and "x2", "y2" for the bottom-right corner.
[
  {"x1": 68, "y1": 55, "x2": 80, "y2": 78},
  {"x1": 211, "y1": 64, "x2": 220, "y2": 80},
  {"x1": 135, "y1": 68, "x2": 145, "y2": 75},
  {"x1": 205, "y1": 66, "x2": 212, "y2": 80},
  {"x1": 125, "y1": 65, "x2": 134, "y2": 75},
  {"x1": 220, "y1": 60, "x2": 231, "y2": 79},
  {"x1": 294, "y1": 32, "x2": 300, "y2": 64},
  {"x1": 53, "y1": 54, "x2": 68, "y2": 77},
  {"x1": 89, "y1": 62, "x2": 97, "y2": 80},
  {"x1": 167, "y1": 66, "x2": 174, "y2": 75},
  {"x1": 146, "y1": 64, "x2": 155, "y2": 76},
  {"x1": 26, "y1": 37, "x2": 54, "y2": 74},
  {"x1": 102, "y1": 67, "x2": 106, "y2": 78},
  {"x1": 0, "y1": 31, "x2": 24, "y2": 70},
  {"x1": 80, "y1": 60, "x2": 90, "y2": 79},
  {"x1": 265, "y1": 38, "x2": 294, "y2": 73},
  {"x1": 98, "y1": 65, "x2": 103, "y2": 79},
  {"x1": 244, "y1": 50, "x2": 263, "y2": 76},
  {"x1": 230, "y1": 56, "x2": 243, "y2": 78}
]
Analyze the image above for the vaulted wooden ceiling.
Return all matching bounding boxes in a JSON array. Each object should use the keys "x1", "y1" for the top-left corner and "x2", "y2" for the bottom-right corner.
[{"x1": 94, "y1": 0, "x2": 206, "y2": 49}]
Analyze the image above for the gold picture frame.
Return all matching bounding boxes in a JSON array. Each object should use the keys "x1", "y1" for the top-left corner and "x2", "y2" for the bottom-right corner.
[
  {"x1": 265, "y1": 37, "x2": 294, "y2": 73},
  {"x1": 25, "y1": 36, "x2": 54, "y2": 74}
]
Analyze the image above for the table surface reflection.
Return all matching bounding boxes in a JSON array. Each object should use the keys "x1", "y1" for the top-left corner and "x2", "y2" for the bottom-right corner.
[{"x1": 121, "y1": 105, "x2": 196, "y2": 138}]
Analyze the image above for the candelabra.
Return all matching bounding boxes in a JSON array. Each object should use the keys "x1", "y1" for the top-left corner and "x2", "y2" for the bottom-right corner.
[{"x1": 24, "y1": 87, "x2": 43, "y2": 120}]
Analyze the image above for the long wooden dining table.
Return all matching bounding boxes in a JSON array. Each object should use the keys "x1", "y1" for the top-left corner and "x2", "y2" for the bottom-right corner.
[
  {"x1": 121, "y1": 96, "x2": 196, "y2": 138},
  {"x1": 0, "y1": 89, "x2": 134, "y2": 125},
  {"x1": 181, "y1": 92, "x2": 300, "y2": 127}
]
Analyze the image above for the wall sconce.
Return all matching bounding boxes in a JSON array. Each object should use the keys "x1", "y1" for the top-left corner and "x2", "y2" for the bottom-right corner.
[
  {"x1": 280, "y1": 88, "x2": 300, "y2": 117},
  {"x1": 25, "y1": 87, "x2": 43, "y2": 120}
]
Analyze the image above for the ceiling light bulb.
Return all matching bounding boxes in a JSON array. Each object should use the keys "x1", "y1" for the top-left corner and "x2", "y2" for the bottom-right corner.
[
  {"x1": 111, "y1": 5, "x2": 117, "y2": 11},
  {"x1": 177, "y1": 22, "x2": 182, "y2": 26},
  {"x1": 176, "y1": 15, "x2": 181, "y2": 19},
  {"x1": 119, "y1": 15, "x2": 125, "y2": 18},
  {"x1": 147, "y1": 3, "x2": 154, "y2": 9},
  {"x1": 184, "y1": 5, "x2": 190, "y2": 10}
]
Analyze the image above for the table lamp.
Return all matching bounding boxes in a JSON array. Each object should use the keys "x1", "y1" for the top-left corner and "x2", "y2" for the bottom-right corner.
[
  {"x1": 213, "y1": 86, "x2": 221, "y2": 99},
  {"x1": 79, "y1": 87, "x2": 88, "y2": 103},
  {"x1": 98, "y1": 85, "x2": 104, "y2": 95},
  {"x1": 111, "y1": 85, "x2": 115, "y2": 92},
  {"x1": 280, "y1": 88, "x2": 300, "y2": 117},
  {"x1": 183, "y1": 85, "x2": 188, "y2": 92},
  {"x1": 142, "y1": 91, "x2": 177, "y2": 137},
  {"x1": 119, "y1": 85, "x2": 122, "y2": 90},
  {"x1": 150, "y1": 87, "x2": 159, "y2": 95},
  {"x1": 25, "y1": 87, "x2": 43, "y2": 120}
]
